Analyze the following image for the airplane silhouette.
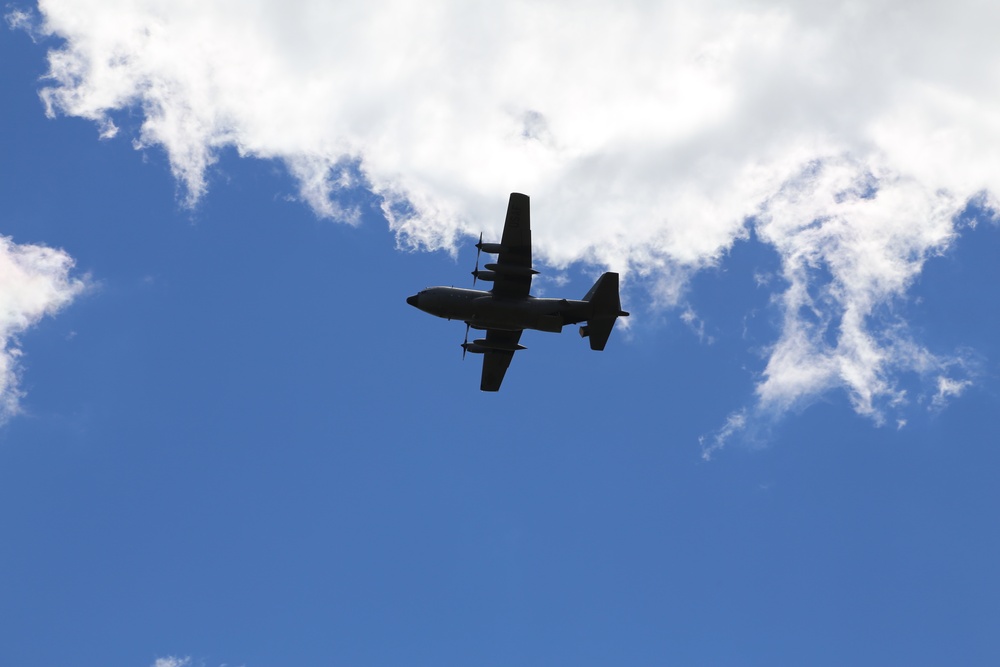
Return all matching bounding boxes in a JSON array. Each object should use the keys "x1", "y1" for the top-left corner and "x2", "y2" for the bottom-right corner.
[{"x1": 407, "y1": 193, "x2": 629, "y2": 391}]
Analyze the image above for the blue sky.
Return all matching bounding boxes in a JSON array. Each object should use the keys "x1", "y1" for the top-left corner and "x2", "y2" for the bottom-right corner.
[{"x1": 3, "y1": 3, "x2": 1000, "y2": 666}]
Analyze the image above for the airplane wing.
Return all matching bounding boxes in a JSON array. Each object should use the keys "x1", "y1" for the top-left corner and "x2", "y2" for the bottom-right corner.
[
  {"x1": 491, "y1": 193, "x2": 533, "y2": 299},
  {"x1": 480, "y1": 329, "x2": 524, "y2": 392}
]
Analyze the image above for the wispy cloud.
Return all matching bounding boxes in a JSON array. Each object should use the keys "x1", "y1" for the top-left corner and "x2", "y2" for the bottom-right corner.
[
  {"x1": 754, "y1": 157, "x2": 962, "y2": 417},
  {"x1": 931, "y1": 375, "x2": 974, "y2": 412},
  {"x1": 4, "y1": 6, "x2": 39, "y2": 40},
  {"x1": 152, "y1": 658, "x2": 190, "y2": 667},
  {"x1": 0, "y1": 235, "x2": 87, "y2": 423},
  {"x1": 18, "y1": 0, "x2": 1000, "y2": 435},
  {"x1": 700, "y1": 408, "x2": 747, "y2": 461},
  {"x1": 149, "y1": 655, "x2": 241, "y2": 667}
]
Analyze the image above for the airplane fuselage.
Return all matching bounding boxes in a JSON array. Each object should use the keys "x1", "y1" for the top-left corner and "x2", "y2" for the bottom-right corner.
[{"x1": 407, "y1": 286, "x2": 591, "y2": 333}]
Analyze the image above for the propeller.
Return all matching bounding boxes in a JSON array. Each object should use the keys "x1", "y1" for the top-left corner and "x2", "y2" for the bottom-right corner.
[
  {"x1": 461, "y1": 322, "x2": 471, "y2": 360},
  {"x1": 472, "y1": 232, "x2": 483, "y2": 286}
]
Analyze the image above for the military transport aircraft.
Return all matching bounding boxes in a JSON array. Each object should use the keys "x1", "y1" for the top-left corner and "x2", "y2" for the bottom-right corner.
[{"x1": 406, "y1": 192, "x2": 629, "y2": 391}]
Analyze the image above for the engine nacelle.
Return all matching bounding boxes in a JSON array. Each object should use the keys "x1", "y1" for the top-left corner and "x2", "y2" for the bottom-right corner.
[
  {"x1": 461, "y1": 343, "x2": 488, "y2": 354},
  {"x1": 471, "y1": 269, "x2": 497, "y2": 282},
  {"x1": 476, "y1": 242, "x2": 506, "y2": 254},
  {"x1": 472, "y1": 338, "x2": 527, "y2": 352},
  {"x1": 483, "y1": 263, "x2": 540, "y2": 277}
]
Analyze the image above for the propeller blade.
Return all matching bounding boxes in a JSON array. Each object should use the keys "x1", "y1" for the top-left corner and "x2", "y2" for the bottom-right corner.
[
  {"x1": 462, "y1": 323, "x2": 470, "y2": 360},
  {"x1": 472, "y1": 232, "x2": 483, "y2": 286}
]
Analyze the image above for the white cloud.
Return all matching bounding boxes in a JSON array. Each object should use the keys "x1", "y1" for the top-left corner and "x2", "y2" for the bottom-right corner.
[
  {"x1": 931, "y1": 375, "x2": 973, "y2": 412},
  {"x1": 152, "y1": 659, "x2": 190, "y2": 667},
  {"x1": 700, "y1": 408, "x2": 747, "y2": 461},
  {"x1": 0, "y1": 235, "x2": 87, "y2": 422},
  {"x1": 680, "y1": 307, "x2": 713, "y2": 345},
  {"x1": 5, "y1": 7, "x2": 34, "y2": 34},
  {"x1": 753, "y1": 156, "x2": 960, "y2": 421},
  {"x1": 20, "y1": 0, "x2": 1000, "y2": 434}
]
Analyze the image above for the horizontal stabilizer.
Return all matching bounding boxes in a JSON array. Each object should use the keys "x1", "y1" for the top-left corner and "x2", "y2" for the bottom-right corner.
[
  {"x1": 582, "y1": 272, "x2": 627, "y2": 351},
  {"x1": 584, "y1": 318, "x2": 615, "y2": 351}
]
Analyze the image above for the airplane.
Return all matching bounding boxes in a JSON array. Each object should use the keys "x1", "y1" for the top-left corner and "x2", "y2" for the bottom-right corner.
[{"x1": 406, "y1": 192, "x2": 629, "y2": 391}]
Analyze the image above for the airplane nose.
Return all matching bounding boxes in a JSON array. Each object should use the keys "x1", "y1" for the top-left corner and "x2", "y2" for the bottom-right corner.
[{"x1": 406, "y1": 294, "x2": 419, "y2": 308}]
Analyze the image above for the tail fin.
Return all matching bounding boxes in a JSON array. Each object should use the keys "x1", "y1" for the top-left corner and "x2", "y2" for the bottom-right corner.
[{"x1": 580, "y1": 272, "x2": 630, "y2": 351}]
